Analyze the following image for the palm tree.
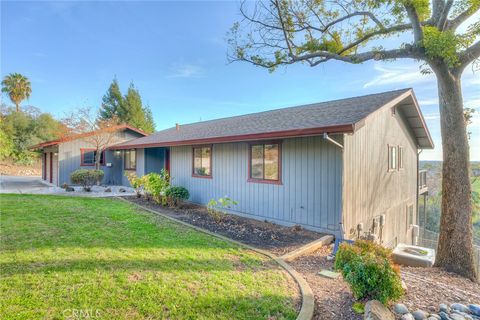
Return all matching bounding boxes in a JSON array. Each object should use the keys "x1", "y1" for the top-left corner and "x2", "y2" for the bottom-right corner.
[{"x1": 1, "y1": 73, "x2": 32, "y2": 112}]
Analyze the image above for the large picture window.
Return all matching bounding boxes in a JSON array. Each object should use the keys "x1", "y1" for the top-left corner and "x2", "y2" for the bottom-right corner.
[
  {"x1": 124, "y1": 149, "x2": 136, "y2": 170},
  {"x1": 81, "y1": 149, "x2": 105, "y2": 166},
  {"x1": 192, "y1": 146, "x2": 212, "y2": 177},
  {"x1": 249, "y1": 142, "x2": 281, "y2": 183}
]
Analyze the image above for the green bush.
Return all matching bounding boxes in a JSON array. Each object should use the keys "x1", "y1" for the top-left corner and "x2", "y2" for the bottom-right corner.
[
  {"x1": 70, "y1": 169, "x2": 104, "y2": 191},
  {"x1": 165, "y1": 186, "x2": 189, "y2": 206},
  {"x1": 143, "y1": 169, "x2": 170, "y2": 204},
  {"x1": 207, "y1": 197, "x2": 238, "y2": 223},
  {"x1": 334, "y1": 240, "x2": 403, "y2": 304}
]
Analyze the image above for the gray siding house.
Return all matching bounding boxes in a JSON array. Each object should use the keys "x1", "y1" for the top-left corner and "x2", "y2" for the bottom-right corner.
[
  {"x1": 32, "y1": 125, "x2": 147, "y2": 186},
  {"x1": 111, "y1": 89, "x2": 433, "y2": 246}
]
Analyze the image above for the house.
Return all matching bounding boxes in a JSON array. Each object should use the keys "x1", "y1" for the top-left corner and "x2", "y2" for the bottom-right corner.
[
  {"x1": 109, "y1": 88, "x2": 433, "y2": 246},
  {"x1": 31, "y1": 125, "x2": 147, "y2": 186}
]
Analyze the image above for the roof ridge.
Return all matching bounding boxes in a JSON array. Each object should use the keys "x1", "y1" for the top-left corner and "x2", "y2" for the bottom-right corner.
[{"x1": 155, "y1": 88, "x2": 411, "y2": 134}]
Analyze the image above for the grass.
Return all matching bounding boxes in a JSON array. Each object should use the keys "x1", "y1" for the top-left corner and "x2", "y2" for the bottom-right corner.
[{"x1": 0, "y1": 194, "x2": 298, "y2": 320}]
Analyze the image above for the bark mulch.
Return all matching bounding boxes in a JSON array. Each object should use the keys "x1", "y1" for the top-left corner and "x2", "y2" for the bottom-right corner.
[
  {"x1": 289, "y1": 245, "x2": 363, "y2": 320},
  {"x1": 123, "y1": 196, "x2": 324, "y2": 256},
  {"x1": 398, "y1": 266, "x2": 480, "y2": 313}
]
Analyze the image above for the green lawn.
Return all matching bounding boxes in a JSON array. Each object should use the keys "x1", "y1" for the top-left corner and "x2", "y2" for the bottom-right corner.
[{"x1": 0, "y1": 195, "x2": 298, "y2": 320}]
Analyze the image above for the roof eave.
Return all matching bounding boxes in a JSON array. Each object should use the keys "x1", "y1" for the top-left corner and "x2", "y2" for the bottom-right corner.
[{"x1": 109, "y1": 124, "x2": 355, "y2": 150}]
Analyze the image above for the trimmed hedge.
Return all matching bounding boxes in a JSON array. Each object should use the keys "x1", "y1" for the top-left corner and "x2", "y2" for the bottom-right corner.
[
  {"x1": 335, "y1": 240, "x2": 404, "y2": 304},
  {"x1": 70, "y1": 169, "x2": 104, "y2": 191}
]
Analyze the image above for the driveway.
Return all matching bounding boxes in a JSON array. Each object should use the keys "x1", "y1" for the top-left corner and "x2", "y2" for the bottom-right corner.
[{"x1": 0, "y1": 176, "x2": 53, "y2": 194}]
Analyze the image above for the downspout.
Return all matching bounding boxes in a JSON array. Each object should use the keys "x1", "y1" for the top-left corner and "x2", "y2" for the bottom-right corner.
[
  {"x1": 416, "y1": 149, "x2": 422, "y2": 245},
  {"x1": 323, "y1": 132, "x2": 345, "y2": 240},
  {"x1": 323, "y1": 133, "x2": 343, "y2": 149}
]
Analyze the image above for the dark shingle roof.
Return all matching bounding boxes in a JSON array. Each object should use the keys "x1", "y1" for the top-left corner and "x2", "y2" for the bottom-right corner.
[{"x1": 113, "y1": 89, "x2": 430, "y2": 148}]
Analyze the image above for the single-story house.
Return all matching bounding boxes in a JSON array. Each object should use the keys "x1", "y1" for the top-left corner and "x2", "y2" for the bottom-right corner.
[
  {"x1": 33, "y1": 89, "x2": 432, "y2": 246},
  {"x1": 31, "y1": 125, "x2": 147, "y2": 186},
  {"x1": 109, "y1": 88, "x2": 433, "y2": 246}
]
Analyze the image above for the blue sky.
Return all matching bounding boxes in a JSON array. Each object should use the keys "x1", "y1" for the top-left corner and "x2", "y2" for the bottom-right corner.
[{"x1": 1, "y1": 1, "x2": 479, "y2": 160}]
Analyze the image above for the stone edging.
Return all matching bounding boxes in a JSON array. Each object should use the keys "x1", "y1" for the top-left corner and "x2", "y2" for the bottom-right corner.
[{"x1": 116, "y1": 197, "x2": 315, "y2": 320}]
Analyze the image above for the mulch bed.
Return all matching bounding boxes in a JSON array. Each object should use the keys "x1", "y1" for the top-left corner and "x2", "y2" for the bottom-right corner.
[
  {"x1": 123, "y1": 196, "x2": 324, "y2": 255},
  {"x1": 289, "y1": 245, "x2": 362, "y2": 320},
  {"x1": 398, "y1": 266, "x2": 480, "y2": 313}
]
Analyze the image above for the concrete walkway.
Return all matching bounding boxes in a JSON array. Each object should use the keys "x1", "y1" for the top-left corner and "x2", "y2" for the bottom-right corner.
[{"x1": 0, "y1": 175, "x2": 53, "y2": 194}]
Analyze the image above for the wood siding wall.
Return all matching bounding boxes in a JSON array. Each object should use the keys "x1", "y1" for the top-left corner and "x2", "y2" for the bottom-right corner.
[
  {"x1": 343, "y1": 105, "x2": 418, "y2": 246},
  {"x1": 170, "y1": 136, "x2": 343, "y2": 235},
  {"x1": 56, "y1": 131, "x2": 142, "y2": 186}
]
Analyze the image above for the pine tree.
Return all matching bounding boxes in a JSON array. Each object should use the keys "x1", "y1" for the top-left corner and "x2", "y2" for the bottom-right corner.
[
  {"x1": 99, "y1": 78, "x2": 123, "y2": 121},
  {"x1": 120, "y1": 83, "x2": 155, "y2": 133}
]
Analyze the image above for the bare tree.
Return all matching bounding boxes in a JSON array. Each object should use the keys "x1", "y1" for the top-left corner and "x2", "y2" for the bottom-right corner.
[
  {"x1": 63, "y1": 107, "x2": 121, "y2": 170},
  {"x1": 229, "y1": 0, "x2": 480, "y2": 280}
]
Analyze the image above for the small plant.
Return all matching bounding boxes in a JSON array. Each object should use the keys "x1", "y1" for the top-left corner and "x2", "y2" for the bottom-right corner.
[
  {"x1": 335, "y1": 240, "x2": 404, "y2": 304},
  {"x1": 352, "y1": 302, "x2": 365, "y2": 314},
  {"x1": 60, "y1": 183, "x2": 69, "y2": 189},
  {"x1": 70, "y1": 169, "x2": 104, "y2": 191},
  {"x1": 207, "y1": 197, "x2": 238, "y2": 223},
  {"x1": 165, "y1": 186, "x2": 189, "y2": 206},
  {"x1": 125, "y1": 172, "x2": 144, "y2": 198}
]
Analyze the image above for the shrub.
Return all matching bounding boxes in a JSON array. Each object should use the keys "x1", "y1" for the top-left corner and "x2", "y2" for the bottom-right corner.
[
  {"x1": 207, "y1": 197, "x2": 238, "y2": 223},
  {"x1": 143, "y1": 169, "x2": 170, "y2": 204},
  {"x1": 334, "y1": 240, "x2": 403, "y2": 304},
  {"x1": 165, "y1": 186, "x2": 189, "y2": 206},
  {"x1": 70, "y1": 169, "x2": 104, "y2": 191},
  {"x1": 125, "y1": 172, "x2": 144, "y2": 198}
]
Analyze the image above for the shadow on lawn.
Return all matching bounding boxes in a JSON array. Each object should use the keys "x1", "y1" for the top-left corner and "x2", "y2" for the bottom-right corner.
[{"x1": 0, "y1": 256, "x2": 272, "y2": 276}]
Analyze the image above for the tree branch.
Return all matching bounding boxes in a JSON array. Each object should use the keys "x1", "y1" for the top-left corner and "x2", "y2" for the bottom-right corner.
[
  {"x1": 459, "y1": 40, "x2": 480, "y2": 69},
  {"x1": 447, "y1": 5, "x2": 480, "y2": 30},
  {"x1": 403, "y1": 3, "x2": 424, "y2": 43},
  {"x1": 437, "y1": 0, "x2": 453, "y2": 30},
  {"x1": 432, "y1": 0, "x2": 445, "y2": 24}
]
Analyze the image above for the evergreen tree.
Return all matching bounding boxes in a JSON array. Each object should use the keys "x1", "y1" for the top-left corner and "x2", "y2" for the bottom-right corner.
[
  {"x1": 99, "y1": 78, "x2": 123, "y2": 121},
  {"x1": 99, "y1": 80, "x2": 155, "y2": 133}
]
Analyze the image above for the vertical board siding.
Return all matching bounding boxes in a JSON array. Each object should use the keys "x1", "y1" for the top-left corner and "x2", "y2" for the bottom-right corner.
[
  {"x1": 57, "y1": 131, "x2": 142, "y2": 186},
  {"x1": 343, "y1": 105, "x2": 418, "y2": 246},
  {"x1": 170, "y1": 136, "x2": 343, "y2": 235}
]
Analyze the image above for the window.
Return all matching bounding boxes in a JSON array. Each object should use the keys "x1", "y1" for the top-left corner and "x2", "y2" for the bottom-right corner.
[
  {"x1": 81, "y1": 149, "x2": 105, "y2": 166},
  {"x1": 192, "y1": 146, "x2": 212, "y2": 177},
  {"x1": 388, "y1": 145, "x2": 397, "y2": 171},
  {"x1": 249, "y1": 142, "x2": 281, "y2": 183},
  {"x1": 124, "y1": 149, "x2": 136, "y2": 170},
  {"x1": 398, "y1": 146, "x2": 404, "y2": 169}
]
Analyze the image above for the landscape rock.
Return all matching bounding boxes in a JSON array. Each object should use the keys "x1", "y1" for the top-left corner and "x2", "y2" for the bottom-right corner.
[
  {"x1": 104, "y1": 187, "x2": 111, "y2": 192},
  {"x1": 469, "y1": 305, "x2": 480, "y2": 317},
  {"x1": 439, "y1": 312, "x2": 451, "y2": 320},
  {"x1": 65, "y1": 186, "x2": 74, "y2": 192},
  {"x1": 440, "y1": 305, "x2": 451, "y2": 313},
  {"x1": 450, "y1": 313, "x2": 466, "y2": 320},
  {"x1": 429, "y1": 316, "x2": 441, "y2": 320},
  {"x1": 402, "y1": 314, "x2": 415, "y2": 320},
  {"x1": 119, "y1": 188, "x2": 126, "y2": 193},
  {"x1": 364, "y1": 300, "x2": 395, "y2": 320},
  {"x1": 451, "y1": 304, "x2": 470, "y2": 314},
  {"x1": 412, "y1": 310, "x2": 429, "y2": 320},
  {"x1": 395, "y1": 304, "x2": 410, "y2": 315}
]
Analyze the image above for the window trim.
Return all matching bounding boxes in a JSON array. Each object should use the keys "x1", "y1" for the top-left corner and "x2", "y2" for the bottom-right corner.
[
  {"x1": 80, "y1": 148, "x2": 105, "y2": 166},
  {"x1": 398, "y1": 145, "x2": 404, "y2": 170},
  {"x1": 247, "y1": 140, "x2": 282, "y2": 185},
  {"x1": 387, "y1": 144, "x2": 397, "y2": 172},
  {"x1": 192, "y1": 145, "x2": 213, "y2": 179},
  {"x1": 124, "y1": 149, "x2": 137, "y2": 171}
]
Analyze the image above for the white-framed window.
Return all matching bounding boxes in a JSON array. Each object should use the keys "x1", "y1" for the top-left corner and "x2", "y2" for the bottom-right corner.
[{"x1": 388, "y1": 145, "x2": 397, "y2": 171}]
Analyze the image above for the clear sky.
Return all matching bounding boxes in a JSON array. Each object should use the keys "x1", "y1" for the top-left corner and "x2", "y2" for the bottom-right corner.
[{"x1": 1, "y1": 1, "x2": 479, "y2": 160}]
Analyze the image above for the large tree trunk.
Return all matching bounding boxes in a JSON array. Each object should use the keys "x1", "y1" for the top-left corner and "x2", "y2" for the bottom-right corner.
[{"x1": 434, "y1": 65, "x2": 477, "y2": 281}]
